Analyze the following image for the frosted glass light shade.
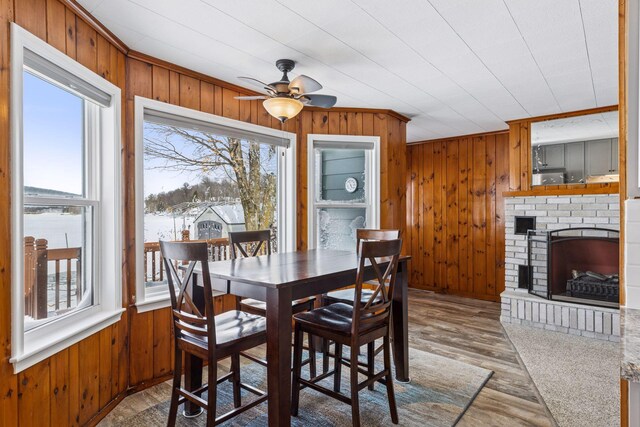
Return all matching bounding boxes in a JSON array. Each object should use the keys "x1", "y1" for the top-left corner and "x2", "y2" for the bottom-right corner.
[{"x1": 263, "y1": 97, "x2": 303, "y2": 123}]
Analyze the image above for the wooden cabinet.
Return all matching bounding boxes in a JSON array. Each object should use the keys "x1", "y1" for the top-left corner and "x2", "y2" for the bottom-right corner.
[
  {"x1": 586, "y1": 139, "x2": 618, "y2": 177},
  {"x1": 564, "y1": 142, "x2": 585, "y2": 183}
]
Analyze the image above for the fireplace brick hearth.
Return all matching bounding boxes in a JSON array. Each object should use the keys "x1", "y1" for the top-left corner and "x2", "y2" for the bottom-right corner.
[{"x1": 500, "y1": 193, "x2": 620, "y2": 341}]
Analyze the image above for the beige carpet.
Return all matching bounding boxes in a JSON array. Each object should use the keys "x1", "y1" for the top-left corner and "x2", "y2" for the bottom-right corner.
[
  {"x1": 504, "y1": 324, "x2": 619, "y2": 427},
  {"x1": 100, "y1": 347, "x2": 492, "y2": 427}
]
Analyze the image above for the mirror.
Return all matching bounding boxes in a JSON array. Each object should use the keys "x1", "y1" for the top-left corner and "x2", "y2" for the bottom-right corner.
[{"x1": 530, "y1": 111, "x2": 619, "y2": 186}]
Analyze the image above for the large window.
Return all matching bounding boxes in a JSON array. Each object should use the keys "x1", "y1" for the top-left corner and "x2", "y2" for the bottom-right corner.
[
  {"x1": 10, "y1": 24, "x2": 123, "y2": 372},
  {"x1": 135, "y1": 98, "x2": 296, "y2": 311},
  {"x1": 307, "y1": 135, "x2": 380, "y2": 251}
]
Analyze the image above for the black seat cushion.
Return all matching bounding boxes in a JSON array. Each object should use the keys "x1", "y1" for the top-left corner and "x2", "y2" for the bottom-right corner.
[{"x1": 293, "y1": 303, "x2": 383, "y2": 336}]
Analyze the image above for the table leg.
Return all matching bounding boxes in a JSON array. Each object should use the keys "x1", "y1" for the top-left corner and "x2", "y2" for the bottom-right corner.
[
  {"x1": 184, "y1": 272, "x2": 204, "y2": 417},
  {"x1": 266, "y1": 287, "x2": 293, "y2": 426},
  {"x1": 392, "y1": 260, "x2": 410, "y2": 382}
]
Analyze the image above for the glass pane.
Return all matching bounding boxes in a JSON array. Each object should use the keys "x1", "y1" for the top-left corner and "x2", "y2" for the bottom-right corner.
[
  {"x1": 23, "y1": 71, "x2": 85, "y2": 197},
  {"x1": 315, "y1": 148, "x2": 366, "y2": 202},
  {"x1": 23, "y1": 205, "x2": 92, "y2": 329},
  {"x1": 142, "y1": 121, "x2": 279, "y2": 288},
  {"x1": 317, "y1": 207, "x2": 366, "y2": 251}
]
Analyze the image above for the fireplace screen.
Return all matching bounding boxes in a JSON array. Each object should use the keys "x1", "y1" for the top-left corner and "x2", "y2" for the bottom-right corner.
[{"x1": 526, "y1": 227, "x2": 620, "y2": 308}]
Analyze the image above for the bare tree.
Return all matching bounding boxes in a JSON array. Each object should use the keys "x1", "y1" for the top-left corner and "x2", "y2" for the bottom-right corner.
[{"x1": 144, "y1": 124, "x2": 277, "y2": 231}]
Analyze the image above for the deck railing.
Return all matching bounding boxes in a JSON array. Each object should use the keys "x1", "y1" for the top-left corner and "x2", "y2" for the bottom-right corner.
[{"x1": 24, "y1": 236, "x2": 82, "y2": 319}]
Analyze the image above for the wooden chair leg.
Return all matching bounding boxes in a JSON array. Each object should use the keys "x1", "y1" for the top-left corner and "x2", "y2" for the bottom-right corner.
[
  {"x1": 334, "y1": 343, "x2": 343, "y2": 393},
  {"x1": 322, "y1": 339, "x2": 330, "y2": 374},
  {"x1": 291, "y1": 324, "x2": 304, "y2": 417},
  {"x1": 167, "y1": 348, "x2": 182, "y2": 427},
  {"x1": 206, "y1": 358, "x2": 217, "y2": 427},
  {"x1": 231, "y1": 353, "x2": 242, "y2": 408},
  {"x1": 383, "y1": 336, "x2": 399, "y2": 424},
  {"x1": 308, "y1": 332, "x2": 317, "y2": 379},
  {"x1": 350, "y1": 346, "x2": 361, "y2": 427},
  {"x1": 367, "y1": 341, "x2": 375, "y2": 391}
]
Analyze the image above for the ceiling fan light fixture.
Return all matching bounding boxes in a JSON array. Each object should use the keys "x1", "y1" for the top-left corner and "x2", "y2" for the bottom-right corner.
[{"x1": 263, "y1": 97, "x2": 303, "y2": 123}]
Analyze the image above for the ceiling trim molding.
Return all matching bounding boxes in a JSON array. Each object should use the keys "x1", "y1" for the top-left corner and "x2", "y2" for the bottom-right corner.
[
  {"x1": 507, "y1": 104, "x2": 618, "y2": 125},
  {"x1": 408, "y1": 129, "x2": 509, "y2": 145},
  {"x1": 61, "y1": 0, "x2": 130, "y2": 54},
  {"x1": 303, "y1": 107, "x2": 411, "y2": 123}
]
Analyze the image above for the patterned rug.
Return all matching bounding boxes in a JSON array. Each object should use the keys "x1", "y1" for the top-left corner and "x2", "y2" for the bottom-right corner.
[{"x1": 113, "y1": 347, "x2": 492, "y2": 427}]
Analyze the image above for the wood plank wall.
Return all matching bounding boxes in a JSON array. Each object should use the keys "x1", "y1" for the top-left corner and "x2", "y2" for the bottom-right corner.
[
  {"x1": 0, "y1": 1, "x2": 129, "y2": 426},
  {"x1": 0, "y1": 2, "x2": 409, "y2": 425},
  {"x1": 405, "y1": 132, "x2": 510, "y2": 301}
]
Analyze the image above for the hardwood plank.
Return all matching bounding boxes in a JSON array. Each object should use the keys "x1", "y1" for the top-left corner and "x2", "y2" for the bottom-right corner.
[
  {"x1": 486, "y1": 134, "x2": 497, "y2": 296},
  {"x1": 200, "y1": 81, "x2": 214, "y2": 114},
  {"x1": 68, "y1": 343, "x2": 80, "y2": 426},
  {"x1": 472, "y1": 136, "x2": 487, "y2": 296},
  {"x1": 75, "y1": 17, "x2": 97, "y2": 72},
  {"x1": 78, "y1": 334, "x2": 100, "y2": 425},
  {"x1": 362, "y1": 113, "x2": 374, "y2": 136},
  {"x1": 50, "y1": 348, "x2": 70, "y2": 426},
  {"x1": 129, "y1": 311, "x2": 154, "y2": 386},
  {"x1": 152, "y1": 308, "x2": 172, "y2": 378},
  {"x1": 96, "y1": 34, "x2": 111, "y2": 81},
  {"x1": 152, "y1": 66, "x2": 170, "y2": 103},
  {"x1": 446, "y1": 140, "x2": 459, "y2": 292},
  {"x1": 424, "y1": 143, "x2": 435, "y2": 287},
  {"x1": 169, "y1": 70, "x2": 180, "y2": 105},
  {"x1": 46, "y1": 0, "x2": 67, "y2": 52},
  {"x1": 213, "y1": 86, "x2": 223, "y2": 116},
  {"x1": 508, "y1": 123, "x2": 522, "y2": 191},
  {"x1": 99, "y1": 328, "x2": 112, "y2": 410},
  {"x1": 296, "y1": 111, "x2": 313, "y2": 251},
  {"x1": 458, "y1": 137, "x2": 470, "y2": 293},
  {"x1": 15, "y1": 0, "x2": 47, "y2": 40},
  {"x1": 222, "y1": 88, "x2": 239, "y2": 119},
  {"x1": 179, "y1": 74, "x2": 200, "y2": 110},
  {"x1": 65, "y1": 7, "x2": 76, "y2": 60},
  {"x1": 328, "y1": 111, "x2": 340, "y2": 134},
  {"x1": 18, "y1": 359, "x2": 51, "y2": 426},
  {"x1": 495, "y1": 134, "x2": 510, "y2": 296}
]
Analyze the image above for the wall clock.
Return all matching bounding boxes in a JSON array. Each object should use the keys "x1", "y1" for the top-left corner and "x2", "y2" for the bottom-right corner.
[{"x1": 345, "y1": 177, "x2": 358, "y2": 193}]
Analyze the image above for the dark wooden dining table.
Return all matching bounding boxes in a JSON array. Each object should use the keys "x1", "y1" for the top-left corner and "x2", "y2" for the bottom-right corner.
[{"x1": 186, "y1": 249, "x2": 411, "y2": 426}]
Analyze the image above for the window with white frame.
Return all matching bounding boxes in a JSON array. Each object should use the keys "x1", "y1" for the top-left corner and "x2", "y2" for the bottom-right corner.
[
  {"x1": 307, "y1": 134, "x2": 380, "y2": 251},
  {"x1": 134, "y1": 98, "x2": 296, "y2": 312},
  {"x1": 10, "y1": 24, "x2": 123, "y2": 373}
]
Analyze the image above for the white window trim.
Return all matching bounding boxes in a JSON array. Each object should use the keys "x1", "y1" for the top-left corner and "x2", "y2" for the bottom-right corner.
[
  {"x1": 306, "y1": 134, "x2": 380, "y2": 250},
  {"x1": 10, "y1": 23, "x2": 123, "y2": 373},
  {"x1": 134, "y1": 97, "x2": 297, "y2": 312}
]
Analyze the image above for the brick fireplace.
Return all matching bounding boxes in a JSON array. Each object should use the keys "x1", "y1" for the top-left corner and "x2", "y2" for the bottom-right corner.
[{"x1": 500, "y1": 193, "x2": 621, "y2": 341}]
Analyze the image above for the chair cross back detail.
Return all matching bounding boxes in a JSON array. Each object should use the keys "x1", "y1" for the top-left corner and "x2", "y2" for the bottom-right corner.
[
  {"x1": 229, "y1": 230, "x2": 271, "y2": 259},
  {"x1": 356, "y1": 229, "x2": 400, "y2": 253},
  {"x1": 160, "y1": 241, "x2": 215, "y2": 345},
  {"x1": 352, "y1": 239, "x2": 402, "y2": 335}
]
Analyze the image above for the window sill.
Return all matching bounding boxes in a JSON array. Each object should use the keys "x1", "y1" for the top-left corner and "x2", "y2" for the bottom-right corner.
[{"x1": 11, "y1": 308, "x2": 125, "y2": 373}]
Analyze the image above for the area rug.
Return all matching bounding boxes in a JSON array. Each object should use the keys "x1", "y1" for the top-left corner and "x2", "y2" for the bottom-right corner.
[
  {"x1": 117, "y1": 348, "x2": 492, "y2": 427},
  {"x1": 504, "y1": 323, "x2": 619, "y2": 427}
]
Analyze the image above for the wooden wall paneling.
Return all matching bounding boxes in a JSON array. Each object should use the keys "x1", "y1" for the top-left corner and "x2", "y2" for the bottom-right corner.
[
  {"x1": 457, "y1": 138, "x2": 470, "y2": 293},
  {"x1": 169, "y1": 71, "x2": 180, "y2": 105},
  {"x1": 221, "y1": 88, "x2": 239, "y2": 119},
  {"x1": 129, "y1": 311, "x2": 154, "y2": 386},
  {"x1": 98, "y1": 328, "x2": 112, "y2": 410},
  {"x1": 200, "y1": 82, "x2": 214, "y2": 114},
  {"x1": 152, "y1": 308, "x2": 172, "y2": 379},
  {"x1": 495, "y1": 134, "x2": 510, "y2": 297},
  {"x1": 77, "y1": 334, "x2": 100, "y2": 426},
  {"x1": 0, "y1": 0, "x2": 17, "y2": 424},
  {"x1": 485, "y1": 134, "x2": 497, "y2": 296},
  {"x1": 179, "y1": 74, "x2": 200, "y2": 110},
  {"x1": 14, "y1": 0, "x2": 47, "y2": 40},
  {"x1": 432, "y1": 142, "x2": 443, "y2": 288},
  {"x1": 75, "y1": 17, "x2": 97, "y2": 73},
  {"x1": 518, "y1": 123, "x2": 530, "y2": 191},
  {"x1": 446, "y1": 140, "x2": 459, "y2": 292},
  {"x1": 296, "y1": 111, "x2": 313, "y2": 251},
  {"x1": 213, "y1": 86, "x2": 222, "y2": 116},
  {"x1": 408, "y1": 145, "x2": 420, "y2": 286},
  {"x1": 339, "y1": 112, "x2": 348, "y2": 134},
  {"x1": 45, "y1": 0, "x2": 66, "y2": 52},
  {"x1": 152, "y1": 66, "x2": 170, "y2": 103},
  {"x1": 424, "y1": 143, "x2": 435, "y2": 288},
  {"x1": 328, "y1": 111, "x2": 340, "y2": 134},
  {"x1": 508, "y1": 123, "x2": 522, "y2": 191},
  {"x1": 17, "y1": 359, "x2": 51, "y2": 426},
  {"x1": 472, "y1": 136, "x2": 487, "y2": 295},
  {"x1": 64, "y1": 6, "x2": 76, "y2": 60},
  {"x1": 363, "y1": 113, "x2": 374, "y2": 136},
  {"x1": 374, "y1": 114, "x2": 389, "y2": 227},
  {"x1": 49, "y1": 349, "x2": 70, "y2": 426}
]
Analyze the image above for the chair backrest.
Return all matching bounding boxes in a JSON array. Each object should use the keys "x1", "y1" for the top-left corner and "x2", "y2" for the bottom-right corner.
[
  {"x1": 352, "y1": 239, "x2": 402, "y2": 335},
  {"x1": 228, "y1": 230, "x2": 272, "y2": 259},
  {"x1": 356, "y1": 229, "x2": 400, "y2": 253},
  {"x1": 160, "y1": 241, "x2": 216, "y2": 352}
]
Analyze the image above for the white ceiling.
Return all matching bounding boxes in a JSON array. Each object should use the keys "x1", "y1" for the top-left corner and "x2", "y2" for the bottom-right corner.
[
  {"x1": 79, "y1": 0, "x2": 618, "y2": 142},
  {"x1": 531, "y1": 111, "x2": 619, "y2": 145}
]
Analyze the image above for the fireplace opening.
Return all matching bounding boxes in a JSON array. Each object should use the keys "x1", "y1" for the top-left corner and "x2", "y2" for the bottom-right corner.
[{"x1": 526, "y1": 227, "x2": 620, "y2": 308}]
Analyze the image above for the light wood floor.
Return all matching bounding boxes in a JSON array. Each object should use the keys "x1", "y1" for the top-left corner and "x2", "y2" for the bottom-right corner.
[{"x1": 100, "y1": 290, "x2": 556, "y2": 426}]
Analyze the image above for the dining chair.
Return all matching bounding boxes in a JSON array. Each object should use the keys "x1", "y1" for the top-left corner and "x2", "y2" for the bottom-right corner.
[
  {"x1": 291, "y1": 238, "x2": 402, "y2": 427},
  {"x1": 321, "y1": 229, "x2": 400, "y2": 386},
  {"x1": 228, "y1": 230, "x2": 317, "y2": 374},
  {"x1": 160, "y1": 241, "x2": 268, "y2": 427}
]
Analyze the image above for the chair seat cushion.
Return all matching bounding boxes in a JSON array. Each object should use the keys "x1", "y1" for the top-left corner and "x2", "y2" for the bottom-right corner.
[
  {"x1": 240, "y1": 297, "x2": 315, "y2": 315},
  {"x1": 323, "y1": 288, "x2": 381, "y2": 305},
  {"x1": 293, "y1": 303, "x2": 383, "y2": 336},
  {"x1": 181, "y1": 310, "x2": 266, "y2": 351}
]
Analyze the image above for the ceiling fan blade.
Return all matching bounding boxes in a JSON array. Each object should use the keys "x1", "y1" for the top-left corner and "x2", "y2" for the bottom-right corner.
[
  {"x1": 289, "y1": 75, "x2": 322, "y2": 94},
  {"x1": 234, "y1": 95, "x2": 268, "y2": 100},
  {"x1": 237, "y1": 76, "x2": 276, "y2": 94},
  {"x1": 301, "y1": 94, "x2": 337, "y2": 108}
]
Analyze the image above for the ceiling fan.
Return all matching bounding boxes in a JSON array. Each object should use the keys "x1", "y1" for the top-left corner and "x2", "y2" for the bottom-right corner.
[{"x1": 236, "y1": 59, "x2": 337, "y2": 123}]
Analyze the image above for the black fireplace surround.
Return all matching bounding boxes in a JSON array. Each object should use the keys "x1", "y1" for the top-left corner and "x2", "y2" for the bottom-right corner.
[{"x1": 526, "y1": 227, "x2": 620, "y2": 308}]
